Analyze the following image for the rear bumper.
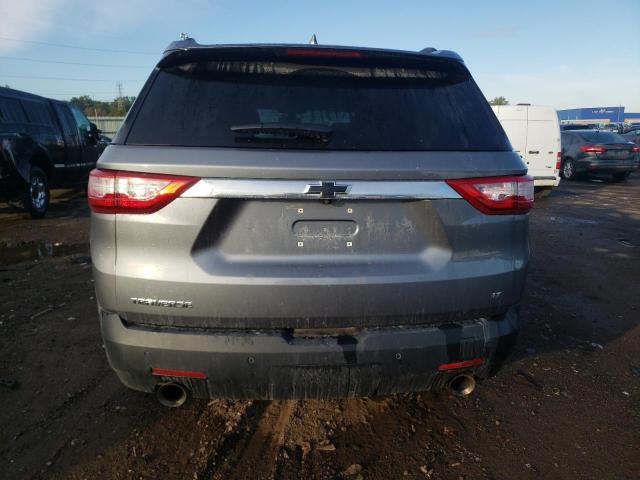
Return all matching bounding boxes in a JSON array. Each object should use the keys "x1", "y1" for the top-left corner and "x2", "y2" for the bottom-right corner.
[
  {"x1": 100, "y1": 304, "x2": 520, "y2": 399},
  {"x1": 575, "y1": 158, "x2": 639, "y2": 173},
  {"x1": 533, "y1": 176, "x2": 560, "y2": 187}
]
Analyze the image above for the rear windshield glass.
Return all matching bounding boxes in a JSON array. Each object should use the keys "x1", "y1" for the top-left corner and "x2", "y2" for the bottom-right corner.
[
  {"x1": 579, "y1": 131, "x2": 627, "y2": 143},
  {"x1": 127, "y1": 60, "x2": 510, "y2": 151}
]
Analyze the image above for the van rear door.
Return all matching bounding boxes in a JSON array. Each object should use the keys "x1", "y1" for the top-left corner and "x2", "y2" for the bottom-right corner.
[
  {"x1": 525, "y1": 107, "x2": 560, "y2": 184},
  {"x1": 492, "y1": 105, "x2": 527, "y2": 161}
]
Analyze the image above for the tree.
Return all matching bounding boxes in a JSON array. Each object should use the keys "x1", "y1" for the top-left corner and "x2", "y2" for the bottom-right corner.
[
  {"x1": 69, "y1": 95, "x2": 136, "y2": 117},
  {"x1": 489, "y1": 96, "x2": 509, "y2": 106}
]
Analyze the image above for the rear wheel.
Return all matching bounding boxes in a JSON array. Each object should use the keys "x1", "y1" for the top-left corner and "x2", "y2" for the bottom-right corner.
[
  {"x1": 612, "y1": 172, "x2": 630, "y2": 182},
  {"x1": 25, "y1": 166, "x2": 50, "y2": 218},
  {"x1": 561, "y1": 158, "x2": 577, "y2": 180}
]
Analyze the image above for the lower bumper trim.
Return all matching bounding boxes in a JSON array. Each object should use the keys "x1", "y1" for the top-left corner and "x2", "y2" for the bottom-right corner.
[{"x1": 101, "y1": 306, "x2": 520, "y2": 399}]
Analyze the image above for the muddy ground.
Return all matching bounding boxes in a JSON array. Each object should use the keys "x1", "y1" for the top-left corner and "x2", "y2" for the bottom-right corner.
[{"x1": 0, "y1": 177, "x2": 638, "y2": 480}]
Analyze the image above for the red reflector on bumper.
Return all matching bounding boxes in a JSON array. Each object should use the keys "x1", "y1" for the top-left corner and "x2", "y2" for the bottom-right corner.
[
  {"x1": 151, "y1": 368, "x2": 207, "y2": 379},
  {"x1": 437, "y1": 358, "x2": 484, "y2": 371}
]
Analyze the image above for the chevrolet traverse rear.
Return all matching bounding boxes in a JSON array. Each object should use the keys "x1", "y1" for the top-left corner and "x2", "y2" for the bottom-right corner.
[{"x1": 89, "y1": 39, "x2": 532, "y2": 405}]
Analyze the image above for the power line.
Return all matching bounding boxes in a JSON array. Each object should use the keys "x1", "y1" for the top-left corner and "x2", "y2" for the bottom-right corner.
[
  {"x1": 0, "y1": 55, "x2": 151, "y2": 68},
  {"x1": 0, "y1": 36, "x2": 157, "y2": 55},
  {"x1": 0, "y1": 74, "x2": 144, "y2": 82}
]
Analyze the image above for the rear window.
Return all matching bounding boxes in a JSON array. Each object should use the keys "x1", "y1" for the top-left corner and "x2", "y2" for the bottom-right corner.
[
  {"x1": 579, "y1": 131, "x2": 627, "y2": 143},
  {"x1": 127, "y1": 60, "x2": 510, "y2": 151}
]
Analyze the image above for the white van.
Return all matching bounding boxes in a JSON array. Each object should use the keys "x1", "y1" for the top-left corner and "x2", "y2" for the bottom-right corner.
[{"x1": 492, "y1": 104, "x2": 561, "y2": 191}]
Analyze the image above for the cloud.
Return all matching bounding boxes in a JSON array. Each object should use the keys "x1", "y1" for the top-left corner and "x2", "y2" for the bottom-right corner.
[
  {"x1": 477, "y1": 64, "x2": 640, "y2": 111},
  {"x1": 0, "y1": 0, "x2": 182, "y2": 52},
  {"x1": 0, "y1": 0, "x2": 67, "y2": 53}
]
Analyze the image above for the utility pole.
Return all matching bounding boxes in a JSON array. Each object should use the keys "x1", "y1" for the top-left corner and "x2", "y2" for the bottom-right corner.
[{"x1": 116, "y1": 81, "x2": 124, "y2": 115}]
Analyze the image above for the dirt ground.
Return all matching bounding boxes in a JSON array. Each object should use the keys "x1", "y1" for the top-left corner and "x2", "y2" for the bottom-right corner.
[{"x1": 0, "y1": 177, "x2": 638, "y2": 480}]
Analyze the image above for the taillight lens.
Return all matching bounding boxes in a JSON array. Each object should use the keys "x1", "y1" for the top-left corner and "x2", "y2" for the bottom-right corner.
[
  {"x1": 579, "y1": 145, "x2": 605, "y2": 153},
  {"x1": 555, "y1": 152, "x2": 561, "y2": 170},
  {"x1": 632, "y1": 146, "x2": 640, "y2": 153},
  {"x1": 446, "y1": 175, "x2": 534, "y2": 215},
  {"x1": 87, "y1": 169, "x2": 199, "y2": 214}
]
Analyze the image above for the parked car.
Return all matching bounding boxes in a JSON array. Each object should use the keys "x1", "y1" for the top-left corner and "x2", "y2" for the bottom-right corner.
[
  {"x1": 492, "y1": 104, "x2": 561, "y2": 194},
  {"x1": 89, "y1": 39, "x2": 532, "y2": 406},
  {"x1": 604, "y1": 122, "x2": 625, "y2": 134},
  {"x1": 622, "y1": 127, "x2": 640, "y2": 146},
  {"x1": 560, "y1": 129, "x2": 639, "y2": 180},
  {"x1": 0, "y1": 87, "x2": 104, "y2": 217},
  {"x1": 561, "y1": 123, "x2": 597, "y2": 131}
]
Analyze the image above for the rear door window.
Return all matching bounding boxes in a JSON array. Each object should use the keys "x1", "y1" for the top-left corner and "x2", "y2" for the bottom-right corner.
[
  {"x1": 0, "y1": 96, "x2": 28, "y2": 123},
  {"x1": 128, "y1": 59, "x2": 510, "y2": 151},
  {"x1": 52, "y1": 102, "x2": 81, "y2": 146},
  {"x1": 21, "y1": 99, "x2": 55, "y2": 126}
]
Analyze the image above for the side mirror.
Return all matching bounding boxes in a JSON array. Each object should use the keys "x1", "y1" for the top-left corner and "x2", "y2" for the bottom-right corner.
[{"x1": 88, "y1": 122, "x2": 101, "y2": 145}]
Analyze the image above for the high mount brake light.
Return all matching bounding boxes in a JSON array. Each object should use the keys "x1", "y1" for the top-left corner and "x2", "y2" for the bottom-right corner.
[
  {"x1": 446, "y1": 175, "x2": 534, "y2": 215},
  {"x1": 579, "y1": 145, "x2": 605, "y2": 153},
  {"x1": 285, "y1": 48, "x2": 362, "y2": 58},
  {"x1": 87, "y1": 169, "x2": 199, "y2": 214}
]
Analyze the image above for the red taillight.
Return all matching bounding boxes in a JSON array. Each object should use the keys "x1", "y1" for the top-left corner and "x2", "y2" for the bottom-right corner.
[
  {"x1": 632, "y1": 146, "x2": 640, "y2": 153},
  {"x1": 285, "y1": 48, "x2": 361, "y2": 58},
  {"x1": 151, "y1": 368, "x2": 207, "y2": 379},
  {"x1": 87, "y1": 169, "x2": 199, "y2": 214},
  {"x1": 446, "y1": 175, "x2": 534, "y2": 215},
  {"x1": 555, "y1": 152, "x2": 561, "y2": 170},
  {"x1": 579, "y1": 145, "x2": 605, "y2": 153},
  {"x1": 438, "y1": 358, "x2": 484, "y2": 371}
]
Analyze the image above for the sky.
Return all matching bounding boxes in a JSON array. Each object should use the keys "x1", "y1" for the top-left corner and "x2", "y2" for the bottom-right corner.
[{"x1": 1, "y1": 0, "x2": 639, "y2": 111}]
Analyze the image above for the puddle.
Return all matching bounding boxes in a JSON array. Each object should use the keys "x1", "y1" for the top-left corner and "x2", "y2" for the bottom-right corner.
[
  {"x1": 547, "y1": 216, "x2": 598, "y2": 225},
  {"x1": 0, "y1": 241, "x2": 89, "y2": 266}
]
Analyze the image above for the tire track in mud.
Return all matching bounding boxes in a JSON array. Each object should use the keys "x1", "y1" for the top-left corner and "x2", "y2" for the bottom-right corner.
[{"x1": 208, "y1": 400, "x2": 297, "y2": 480}]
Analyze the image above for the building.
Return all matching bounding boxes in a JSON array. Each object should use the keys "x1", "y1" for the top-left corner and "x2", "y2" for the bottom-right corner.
[{"x1": 557, "y1": 106, "x2": 640, "y2": 124}]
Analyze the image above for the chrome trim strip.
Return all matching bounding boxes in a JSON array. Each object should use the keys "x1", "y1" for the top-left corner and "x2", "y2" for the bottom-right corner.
[
  {"x1": 182, "y1": 179, "x2": 461, "y2": 199},
  {"x1": 53, "y1": 162, "x2": 96, "y2": 169}
]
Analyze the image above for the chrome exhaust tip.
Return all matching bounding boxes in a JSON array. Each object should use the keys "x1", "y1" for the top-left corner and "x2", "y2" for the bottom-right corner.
[
  {"x1": 449, "y1": 374, "x2": 476, "y2": 397},
  {"x1": 156, "y1": 382, "x2": 188, "y2": 408}
]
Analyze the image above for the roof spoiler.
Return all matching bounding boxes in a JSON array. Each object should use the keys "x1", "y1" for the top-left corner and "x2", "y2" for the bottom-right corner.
[{"x1": 161, "y1": 37, "x2": 464, "y2": 63}]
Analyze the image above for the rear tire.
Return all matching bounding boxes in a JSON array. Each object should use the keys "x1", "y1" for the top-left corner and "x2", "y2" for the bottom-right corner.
[
  {"x1": 25, "y1": 166, "x2": 50, "y2": 219},
  {"x1": 612, "y1": 172, "x2": 630, "y2": 182},
  {"x1": 561, "y1": 158, "x2": 577, "y2": 180}
]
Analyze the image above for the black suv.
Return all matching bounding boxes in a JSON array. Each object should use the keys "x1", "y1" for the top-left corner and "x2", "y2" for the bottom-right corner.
[{"x1": 0, "y1": 87, "x2": 104, "y2": 217}]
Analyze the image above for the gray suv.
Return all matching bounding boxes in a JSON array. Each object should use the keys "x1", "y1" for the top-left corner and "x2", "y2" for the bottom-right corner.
[{"x1": 89, "y1": 39, "x2": 532, "y2": 406}]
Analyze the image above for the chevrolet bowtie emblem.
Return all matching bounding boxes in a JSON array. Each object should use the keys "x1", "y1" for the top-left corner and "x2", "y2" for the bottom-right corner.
[{"x1": 303, "y1": 181, "x2": 350, "y2": 199}]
